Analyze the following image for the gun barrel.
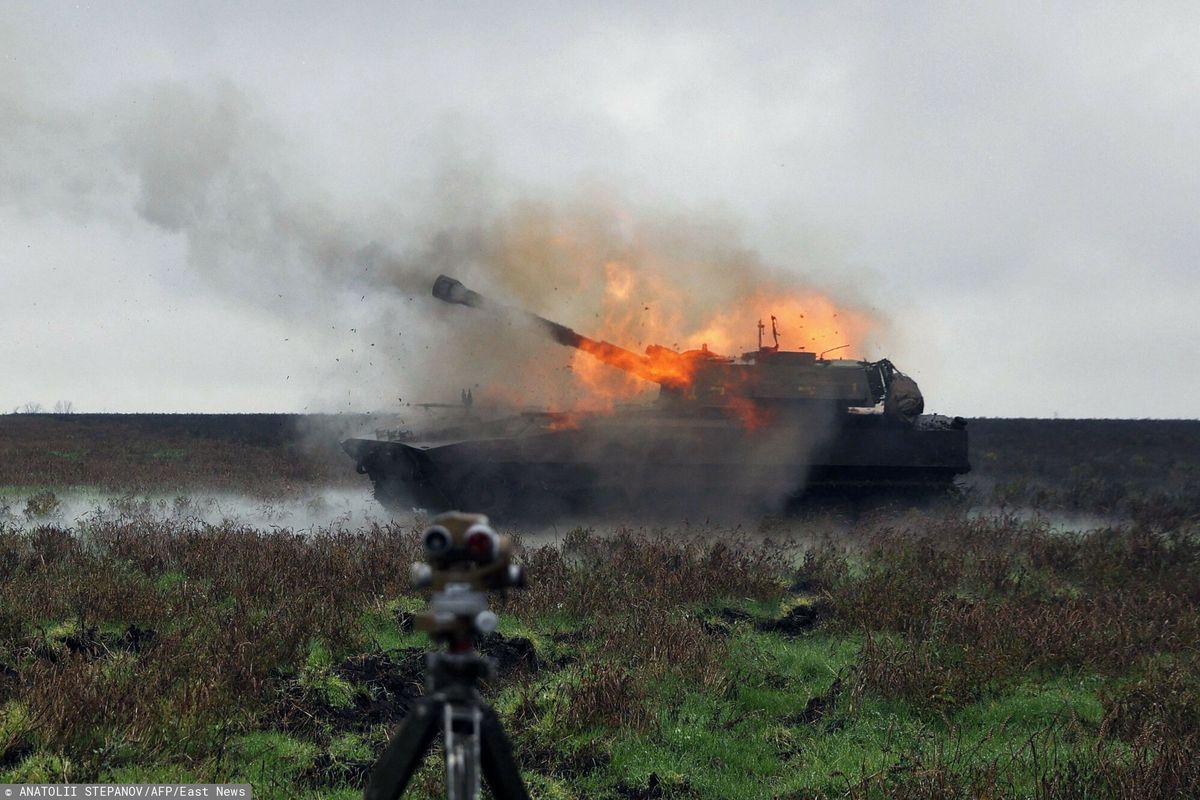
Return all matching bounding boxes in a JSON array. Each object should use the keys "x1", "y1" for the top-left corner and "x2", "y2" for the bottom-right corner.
[
  {"x1": 431, "y1": 274, "x2": 684, "y2": 387},
  {"x1": 432, "y1": 274, "x2": 485, "y2": 308}
]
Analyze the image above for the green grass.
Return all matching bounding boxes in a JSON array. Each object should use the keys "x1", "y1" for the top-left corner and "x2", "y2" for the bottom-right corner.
[
  {"x1": 3, "y1": 413, "x2": 1197, "y2": 796},
  {"x1": 359, "y1": 597, "x2": 427, "y2": 652},
  {"x1": 298, "y1": 640, "x2": 358, "y2": 709},
  {"x1": 610, "y1": 690, "x2": 785, "y2": 799},
  {"x1": 2, "y1": 507, "x2": 1198, "y2": 798},
  {"x1": 1, "y1": 752, "x2": 74, "y2": 783}
]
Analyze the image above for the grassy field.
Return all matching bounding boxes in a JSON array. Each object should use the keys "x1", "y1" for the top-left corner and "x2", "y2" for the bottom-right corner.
[{"x1": 1, "y1": 414, "x2": 1198, "y2": 798}]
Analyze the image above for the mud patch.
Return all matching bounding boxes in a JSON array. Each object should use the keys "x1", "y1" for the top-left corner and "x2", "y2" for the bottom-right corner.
[
  {"x1": 719, "y1": 608, "x2": 755, "y2": 625},
  {"x1": 276, "y1": 649, "x2": 425, "y2": 735},
  {"x1": 761, "y1": 671, "x2": 790, "y2": 690},
  {"x1": 701, "y1": 607, "x2": 757, "y2": 637},
  {"x1": 336, "y1": 650, "x2": 426, "y2": 729},
  {"x1": 0, "y1": 662, "x2": 18, "y2": 681},
  {"x1": 298, "y1": 751, "x2": 374, "y2": 788},
  {"x1": 478, "y1": 633, "x2": 541, "y2": 676},
  {"x1": 549, "y1": 630, "x2": 586, "y2": 646},
  {"x1": 788, "y1": 575, "x2": 816, "y2": 593},
  {"x1": 518, "y1": 740, "x2": 612, "y2": 780},
  {"x1": 754, "y1": 601, "x2": 830, "y2": 637},
  {"x1": 700, "y1": 606, "x2": 777, "y2": 638},
  {"x1": 785, "y1": 678, "x2": 844, "y2": 726},
  {"x1": 559, "y1": 742, "x2": 612, "y2": 776},
  {"x1": 61, "y1": 626, "x2": 118, "y2": 658},
  {"x1": 55, "y1": 624, "x2": 159, "y2": 660},
  {"x1": 615, "y1": 772, "x2": 664, "y2": 799},
  {"x1": 615, "y1": 772, "x2": 694, "y2": 799},
  {"x1": 546, "y1": 630, "x2": 585, "y2": 668},
  {"x1": 0, "y1": 740, "x2": 33, "y2": 771},
  {"x1": 120, "y1": 625, "x2": 159, "y2": 653}
]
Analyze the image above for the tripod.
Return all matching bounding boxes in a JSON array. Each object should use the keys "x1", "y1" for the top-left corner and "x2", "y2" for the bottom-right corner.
[
  {"x1": 364, "y1": 511, "x2": 530, "y2": 800},
  {"x1": 364, "y1": 647, "x2": 530, "y2": 800}
]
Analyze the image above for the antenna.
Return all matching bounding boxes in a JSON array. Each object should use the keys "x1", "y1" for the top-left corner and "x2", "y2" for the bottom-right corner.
[
  {"x1": 770, "y1": 315, "x2": 781, "y2": 349},
  {"x1": 818, "y1": 344, "x2": 850, "y2": 360},
  {"x1": 757, "y1": 319, "x2": 765, "y2": 350}
]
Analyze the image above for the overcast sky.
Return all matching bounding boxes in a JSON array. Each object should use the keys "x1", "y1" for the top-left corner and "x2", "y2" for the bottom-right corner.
[{"x1": 2, "y1": 2, "x2": 1197, "y2": 418}]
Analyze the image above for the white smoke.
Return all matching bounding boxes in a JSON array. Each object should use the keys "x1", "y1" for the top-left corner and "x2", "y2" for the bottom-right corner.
[{"x1": 1, "y1": 64, "x2": 881, "y2": 413}]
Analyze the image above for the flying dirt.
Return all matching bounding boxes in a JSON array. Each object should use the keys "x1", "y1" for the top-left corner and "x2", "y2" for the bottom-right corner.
[{"x1": 342, "y1": 275, "x2": 969, "y2": 516}]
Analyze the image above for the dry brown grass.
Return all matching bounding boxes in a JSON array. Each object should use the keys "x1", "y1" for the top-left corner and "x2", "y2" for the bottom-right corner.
[
  {"x1": 0, "y1": 414, "x2": 355, "y2": 494},
  {"x1": 819, "y1": 515, "x2": 1200, "y2": 721},
  {"x1": 0, "y1": 519, "x2": 424, "y2": 777},
  {"x1": 3, "y1": 467, "x2": 1199, "y2": 795},
  {"x1": 0, "y1": 518, "x2": 793, "y2": 778},
  {"x1": 501, "y1": 526, "x2": 790, "y2": 732}
]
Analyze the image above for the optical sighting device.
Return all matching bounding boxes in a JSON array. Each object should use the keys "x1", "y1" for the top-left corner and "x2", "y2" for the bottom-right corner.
[{"x1": 364, "y1": 511, "x2": 529, "y2": 800}]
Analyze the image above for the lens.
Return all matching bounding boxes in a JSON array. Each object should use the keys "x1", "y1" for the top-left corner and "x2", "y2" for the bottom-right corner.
[
  {"x1": 474, "y1": 610, "x2": 499, "y2": 635},
  {"x1": 423, "y1": 525, "x2": 451, "y2": 555},
  {"x1": 409, "y1": 562, "x2": 433, "y2": 588},
  {"x1": 464, "y1": 524, "x2": 498, "y2": 562}
]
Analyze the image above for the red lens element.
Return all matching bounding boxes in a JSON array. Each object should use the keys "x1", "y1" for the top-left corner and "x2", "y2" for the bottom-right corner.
[{"x1": 465, "y1": 529, "x2": 496, "y2": 561}]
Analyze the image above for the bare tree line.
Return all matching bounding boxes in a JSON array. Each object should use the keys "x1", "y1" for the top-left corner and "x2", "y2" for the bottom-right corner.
[{"x1": 10, "y1": 401, "x2": 75, "y2": 414}]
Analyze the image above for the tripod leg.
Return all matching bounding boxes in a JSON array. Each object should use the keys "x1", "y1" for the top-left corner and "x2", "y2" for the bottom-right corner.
[
  {"x1": 478, "y1": 704, "x2": 531, "y2": 800},
  {"x1": 364, "y1": 696, "x2": 444, "y2": 800}
]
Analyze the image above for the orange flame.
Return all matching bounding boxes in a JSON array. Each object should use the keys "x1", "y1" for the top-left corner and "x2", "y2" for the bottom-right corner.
[
  {"x1": 460, "y1": 204, "x2": 881, "y2": 425},
  {"x1": 560, "y1": 262, "x2": 875, "y2": 415},
  {"x1": 721, "y1": 395, "x2": 771, "y2": 431}
]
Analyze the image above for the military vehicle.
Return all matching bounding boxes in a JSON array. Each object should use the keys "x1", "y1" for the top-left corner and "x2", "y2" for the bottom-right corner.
[{"x1": 343, "y1": 275, "x2": 969, "y2": 515}]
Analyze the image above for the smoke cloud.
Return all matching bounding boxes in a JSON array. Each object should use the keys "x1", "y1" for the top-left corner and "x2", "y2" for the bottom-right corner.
[
  {"x1": 2, "y1": 73, "x2": 881, "y2": 414},
  {"x1": 4, "y1": 4, "x2": 1199, "y2": 419}
]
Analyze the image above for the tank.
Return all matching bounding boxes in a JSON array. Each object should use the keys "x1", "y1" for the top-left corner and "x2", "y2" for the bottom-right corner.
[{"x1": 343, "y1": 275, "x2": 969, "y2": 515}]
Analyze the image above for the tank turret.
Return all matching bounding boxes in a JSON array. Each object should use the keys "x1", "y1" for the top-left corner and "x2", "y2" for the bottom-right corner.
[{"x1": 432, "y1": 274, "x2": 923, "y2": 421}]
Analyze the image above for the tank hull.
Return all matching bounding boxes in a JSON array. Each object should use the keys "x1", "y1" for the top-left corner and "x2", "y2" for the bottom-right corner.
[{"x1": 343, "y1": 410, "x2": 969, "y2": 516}]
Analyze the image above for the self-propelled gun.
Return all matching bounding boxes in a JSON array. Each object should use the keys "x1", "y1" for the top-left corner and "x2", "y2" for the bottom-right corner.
[{"x1": 343, "y1": 275, "x2": 969, "y2": 515}]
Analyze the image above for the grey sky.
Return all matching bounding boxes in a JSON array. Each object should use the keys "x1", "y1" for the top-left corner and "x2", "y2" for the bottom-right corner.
[{"x1": 2, "y1": 2, "x2": 1196, "y2": 417}]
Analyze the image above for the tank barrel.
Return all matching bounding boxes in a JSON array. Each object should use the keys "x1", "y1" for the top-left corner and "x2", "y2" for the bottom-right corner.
[
  {"x1": 432, "y1": 274, "x2": 485, "y2": 308},
  {"x1": 433, "y1": 274, "x2": 584, "y2": 347},
  {"x1": 431, "y1": 274, "x2": 685, "y2": 387}
]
